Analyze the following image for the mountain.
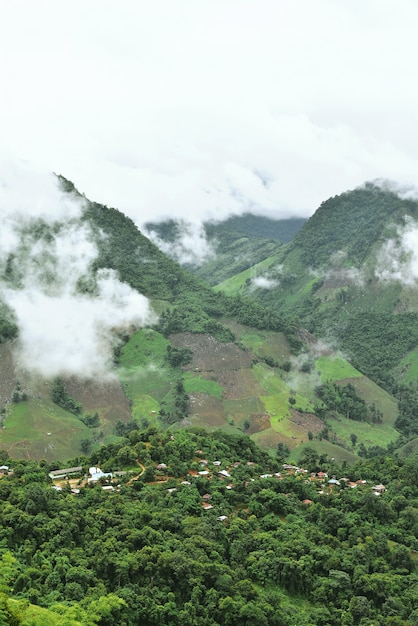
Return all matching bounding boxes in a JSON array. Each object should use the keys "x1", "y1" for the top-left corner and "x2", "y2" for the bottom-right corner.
[
  {"x1": 213, "y1": 183, "x2": 418, "y2": 447},
  {"x1": 215, "y1": 183, "x2": 418, "y2": 383},
  {"x1": 0, "y1": 180, "x2": 304, "y2": 462},
  {"x1": 2, "y1": 178, "x2": 418, "y2": 466},
  {"x1": 3, "y1": 178, "x2": 418, "y2": 625},
  {"x1": 145, "y1": 214, "x2": 305, "y2": 285}
]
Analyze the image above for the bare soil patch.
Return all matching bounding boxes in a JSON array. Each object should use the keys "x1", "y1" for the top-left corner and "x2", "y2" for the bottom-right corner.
[
  {"x1": 170, "y1": 333, "x2": 254, "y2": 372},
  {"x1": 247, "y1": 413, "x2": 271, "y2": 435},
  {"x1": 188, "y1": 393, "x2": 227, "y2": 427},
  {"x1": 0, "y1": 343, "x2": 19, "y2": 405},
  {"x1": 65, "y1": 377, "x2": 132, "y2": 424},
  {"x1": 214, "y1": 369, "x2": 264, "y2": 400},
  {"x1": 251, "y1": 428, "x2": 286, "y2": 451},
  {"x1": 289, "y1": 410, "x2": 325, "y2": 434}
]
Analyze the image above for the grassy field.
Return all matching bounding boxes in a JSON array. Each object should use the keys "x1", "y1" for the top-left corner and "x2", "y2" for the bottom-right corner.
[
  {"x1": 0, "y1": 399, "x2": 91, "y2": 461},
  {"x1": 131, "y1": 395, "x2": 161, "y2": 422},
  {"x1": 294, "y1": 440, "x2": 359, "y2": 465},
  {"x1": 347, "y1": 377, "x2": 398, "y2": 426},
  {"x1": 329, "y1": 413, "x2": 398, "y2": 449},
  {"x1": 213, "y1": 256, "x2": 278, "y2": 295},
  {"x1": 398, "y1": 346, "x2": 418, "y2": 384},
  {"x1": 224, "y1": 397, "x2": 265, "y2": 425},
  {"x1": 315, "y1": 355, "x2": 363, "y2": 382},
  {"x1": 397, "y1": 437, "x2": 418, "y2": 458},
  {"x1": 119, "y1": 328, "x2": 169, "y2": 368},
  {"x1": 252, "y1": 363, "x2": 288, "y2": 394},
  {"x1": 118, "y1": 328, "x2": 179, "y2": 408},
  {"x1": 183, "y1": 373, "x2": 224, "y2": 399}
]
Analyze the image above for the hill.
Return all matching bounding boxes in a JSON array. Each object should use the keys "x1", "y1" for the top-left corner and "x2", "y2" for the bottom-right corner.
[
  {"x1": 1, "y1": 427, "x2": 418, "y2": 625},
  {"x1": 0, "y1": 177, "x2": 415, "y2": 466},
  {"x1": 145, "y1": 214, "x2": 305, "y2": 286},
  {"x1": 215, "y1": 183, "x2": 418, "y2": 417}
]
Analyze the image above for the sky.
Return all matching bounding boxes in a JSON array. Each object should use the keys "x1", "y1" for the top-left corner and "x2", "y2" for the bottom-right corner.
[{"x1": 1, "y1": 0, "x2": 418, "y2": 228}]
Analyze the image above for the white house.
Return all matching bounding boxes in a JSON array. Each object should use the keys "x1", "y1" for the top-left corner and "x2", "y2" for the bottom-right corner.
[{"x1": 88, "y1": 466, "x2": 112, "y2": 482}]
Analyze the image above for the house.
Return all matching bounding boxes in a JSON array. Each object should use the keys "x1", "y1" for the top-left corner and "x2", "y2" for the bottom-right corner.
[
  {"x1": 202, "y1": 502, "x2": 213, "y2": 510},
  {"x1": 217, "y1": 515, "x2": 228, "y2": 521},
  {"x1": 372, "y1": 484, "x2": 386, "y2": 494},
  {"x1": 157, "y1": 463, "x2": 167, "y2": 470},
  {"x1": 198, "y1": 470, "x2": 209, "y2": 476},
  {"x1": 219, "y1": 470, "x2": 230, "y2": 478},
  {"x1": 202, "y1": 493, "x2": 211, "y2": 501},
  {"x1": 0, "y1": 465, "x2": 9, "y2": 474},
  {"x1": 48, "y1": 466, "x2": 83, "y2": 480},
  {"x1": 88, "y1": 467, "x2": 112, "y2": 482},
  {"x1": 213, "y1": 461, "x2": 221, "y2": 466}
]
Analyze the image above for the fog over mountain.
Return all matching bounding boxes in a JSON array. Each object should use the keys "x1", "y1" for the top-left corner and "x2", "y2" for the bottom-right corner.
[
  {"x1": 0, "y1": 163, "x2": 154, "y2": 379},
  {"x1": 2, "y1": 1, "x2": 418, "y2": 237}
]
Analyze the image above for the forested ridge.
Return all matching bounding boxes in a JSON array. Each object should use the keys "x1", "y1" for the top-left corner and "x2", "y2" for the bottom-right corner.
[
  {"x1": 2, "y1": 180, "x2": 418, "y2": 623},
  {"x1": 1, "y1": 427, "x2": 418, "y2": 625},
  {"x1": 53, "y1": 177, "x2": 299, "y2": 348}
]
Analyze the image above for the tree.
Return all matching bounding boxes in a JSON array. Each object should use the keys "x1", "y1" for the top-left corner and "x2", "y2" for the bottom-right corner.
[
  {"x1": 276, "y1": 442, "x2": 290, "y2": 461},
  {"x1": 80, "y1": 438, "x2": 92, "y2": 454}
]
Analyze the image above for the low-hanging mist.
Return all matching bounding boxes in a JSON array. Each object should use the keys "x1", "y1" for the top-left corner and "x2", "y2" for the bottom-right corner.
[
  {"x1": 376, "y1": 216, "x2": 418, "y2": 286},
  {"x1": 145, "y1": 219, "x2": 215, "y2": 267},
  {"x1": 0, "y1": 163, "x2": 154, "y2": 379}
]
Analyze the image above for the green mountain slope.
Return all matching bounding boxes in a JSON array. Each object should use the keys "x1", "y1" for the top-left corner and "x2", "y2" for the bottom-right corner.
[
  {"x1": 211, "y1": 182, "x2": 418, "y2": 453},
  {"x1": 145, "y1": 214, "x2": 305, "y2": 286},
  {"x1": 0, "y1": 179, "x2": 412, "y2": 464},
  {"x1": 215, "y1": 183, "x2": 418, "y2": 387}
]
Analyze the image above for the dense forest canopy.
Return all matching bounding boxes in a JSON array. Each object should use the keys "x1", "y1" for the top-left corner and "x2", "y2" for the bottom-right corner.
[
  {"x1": 0, "y1": 427, "x2": 418, "y2": 625},
  {"x1": 1, "y1": 179, "x2": 418, "y2": 623}
]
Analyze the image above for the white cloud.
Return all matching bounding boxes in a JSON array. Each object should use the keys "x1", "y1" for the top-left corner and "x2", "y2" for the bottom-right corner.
[
  {"x1": 376, "y1": 217, "x2": 418, "y2": 285},
  {"x1": 0, "y1": 163, "x2": 154, "y2": 379},
  {"x1": 145, "y1": 220, "x2": 215, "y2": 266},
  {"x1": 251, "y1": 276, "x2": 280, "y2": 290},
  {"x1": 1, "y1": 0, "x2": 418, "y2": 235}
]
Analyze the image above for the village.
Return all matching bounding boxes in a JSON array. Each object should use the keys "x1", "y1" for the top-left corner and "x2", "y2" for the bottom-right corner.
[{"x1": 46, "y1": 451, "x2": 388, "y2": 522}]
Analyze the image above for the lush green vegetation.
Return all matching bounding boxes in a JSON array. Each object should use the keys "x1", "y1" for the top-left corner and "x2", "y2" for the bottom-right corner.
[
  {"x1": 6, "y1": 178, "x2": 418, "y2": 622},
  {"x1": 211, "y1": 214, "x2": 306, "y2": 243},
  {"x1": 0, "y1": 428, "x2": 418, "y2": 624},
  {"x1": 290, "y1": 184, "x2": 418, "y2": 268},
  {"x1": 51, "y1": 378, "x2": 82, "y2": 415},
  {"x1": 145, "y1": 214, "x2": 304, "y2": 286},
  {"x1": 0, "y1": 303, "x2": 18, "y2": 343},
  {"x1": 183, "y1": 373, "x2": 224, "y2": 399},
  {"x1": 316, "y1": 382, "x2": 383, "y2": 424},
  {"x1": 337, "y1": 311, "x2": 418, "y2": 387},
  {"x1": 315, "y1": 356, "x2": 363, "y2": 383}
]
